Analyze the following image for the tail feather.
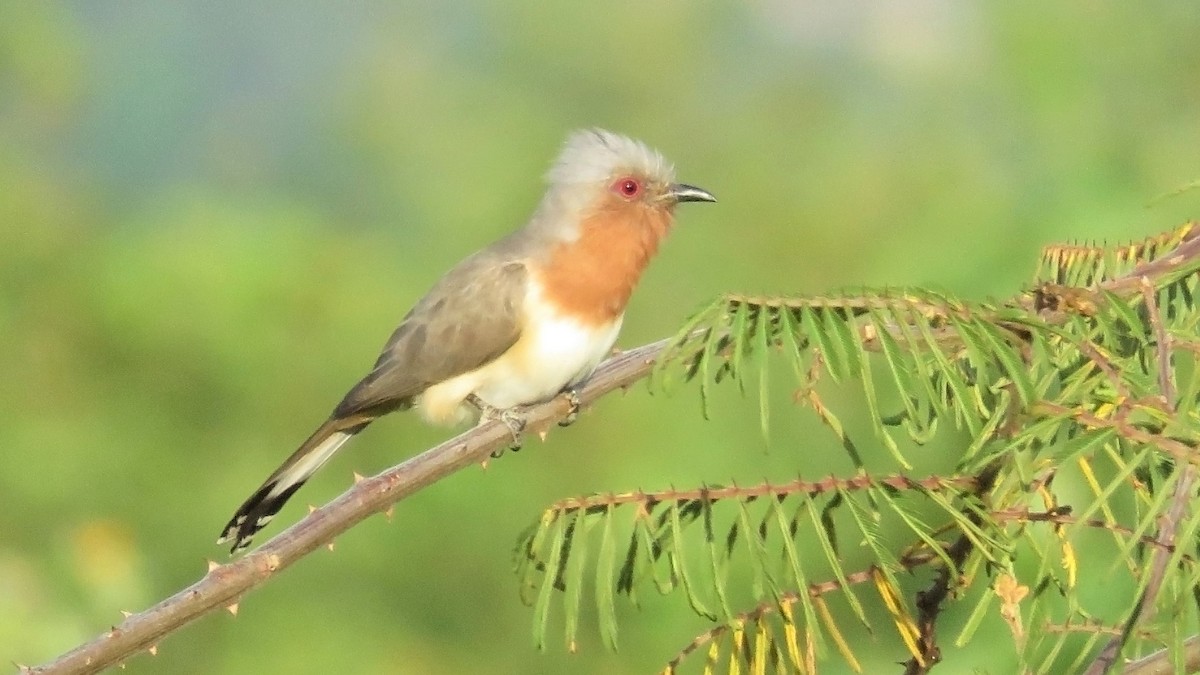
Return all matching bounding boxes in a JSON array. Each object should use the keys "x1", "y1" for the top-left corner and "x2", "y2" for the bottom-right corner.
[{"x1": 218, "y1": 418, "x2": 368, "y2": 553}]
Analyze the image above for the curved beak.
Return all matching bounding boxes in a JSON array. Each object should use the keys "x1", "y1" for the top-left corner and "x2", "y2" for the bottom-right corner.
[{"x1": 667, "y1": 183, "x2": 717, "y2": 204}]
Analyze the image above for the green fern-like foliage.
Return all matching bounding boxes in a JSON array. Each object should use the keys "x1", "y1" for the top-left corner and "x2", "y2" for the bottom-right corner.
[{"x1": 516, "y1": 223, "x2": 1200, "y2": 674}]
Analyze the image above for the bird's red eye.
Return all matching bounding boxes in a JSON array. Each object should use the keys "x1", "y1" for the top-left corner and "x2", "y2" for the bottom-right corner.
[{"x1": 612, "y1": 177, "x2": 641, "y2": 199}]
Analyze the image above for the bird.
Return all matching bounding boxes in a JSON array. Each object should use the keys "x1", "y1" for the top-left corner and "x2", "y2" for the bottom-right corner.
[{"x1": 217, "y1": 128, "x2": 716, "y2": 553}]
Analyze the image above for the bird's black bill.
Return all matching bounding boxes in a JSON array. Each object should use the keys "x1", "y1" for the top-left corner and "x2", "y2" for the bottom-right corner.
[{"x1": 668, "y1": 183, "x2": 717, "y2": 203}]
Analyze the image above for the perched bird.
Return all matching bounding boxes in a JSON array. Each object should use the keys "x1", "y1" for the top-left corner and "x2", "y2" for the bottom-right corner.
[{"x1": 218, "y1": 129, "x2": 716, "y2": 552}]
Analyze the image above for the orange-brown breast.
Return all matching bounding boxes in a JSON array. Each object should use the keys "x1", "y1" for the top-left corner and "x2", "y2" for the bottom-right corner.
[{"x1": 534, "y1": 199, "x2": 674, "y2": 325}]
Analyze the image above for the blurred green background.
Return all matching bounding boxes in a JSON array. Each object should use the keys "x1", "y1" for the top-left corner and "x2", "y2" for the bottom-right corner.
[{"x1": 3, "y1": 2, "x2": 1199, "y2": 673}]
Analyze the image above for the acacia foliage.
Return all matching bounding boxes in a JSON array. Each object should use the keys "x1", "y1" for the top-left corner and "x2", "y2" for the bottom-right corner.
[{"x1": 517, "y1": 224, "x2": 1200, "y2": 674}]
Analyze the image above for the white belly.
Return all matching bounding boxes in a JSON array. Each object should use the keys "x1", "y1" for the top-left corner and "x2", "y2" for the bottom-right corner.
[{"x1": 416, "y1": 282, "x2": 622, "y2": 425}]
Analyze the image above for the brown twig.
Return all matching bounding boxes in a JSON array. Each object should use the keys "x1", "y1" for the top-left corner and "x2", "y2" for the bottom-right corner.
[
  {"x1": 990, "y1": 509, "x2": 1197, "y2": 564},
  {"x1": 23, "y1": 338, "x2": 676, "y2": 675},
  {"x1": 542, "y1": 473, "x2": 979, "y2": 516}
]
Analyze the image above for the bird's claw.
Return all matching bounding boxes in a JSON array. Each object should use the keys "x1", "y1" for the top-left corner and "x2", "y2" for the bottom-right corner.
[
  {"x1": 495, "y1": 408, "x2": 526, "y2": 454},
  {"x1": 558, "y1": 388, "x2": 582, "y2": 427},
  {"x1": 467, "y1": 394, "x2": 526, "y2": 457}
]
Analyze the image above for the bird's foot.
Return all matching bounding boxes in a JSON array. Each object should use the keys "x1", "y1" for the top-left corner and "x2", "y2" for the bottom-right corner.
[
  {"x1": 467, "y1": 394, "x2": 526, "y2": 457},
  {"x1": 557, "y1": 388, "x2": 582, "y2": 427}
]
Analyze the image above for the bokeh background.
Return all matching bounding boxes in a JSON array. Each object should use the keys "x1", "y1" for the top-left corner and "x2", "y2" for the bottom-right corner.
[{"x1": 3, "y1": 2, "x2": 1200, "y2": 673}]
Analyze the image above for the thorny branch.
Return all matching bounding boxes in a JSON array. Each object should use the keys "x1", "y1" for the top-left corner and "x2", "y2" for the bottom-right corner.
[{"x1": 24, "y1": 338, "x2": 676, "y2": 675}]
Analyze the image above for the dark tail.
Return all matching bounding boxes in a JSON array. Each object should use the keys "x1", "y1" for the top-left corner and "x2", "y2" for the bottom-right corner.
[{"x1": 218, "y1": 417, "x2": 370, "y2": 553}]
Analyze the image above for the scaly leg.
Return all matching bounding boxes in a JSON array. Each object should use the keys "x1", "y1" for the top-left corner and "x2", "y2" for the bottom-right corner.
[{"x1": 466, "y1": 394, "x2": 526, "y2": 457}]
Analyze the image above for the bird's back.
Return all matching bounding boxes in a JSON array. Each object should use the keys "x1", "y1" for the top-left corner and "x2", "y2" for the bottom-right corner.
[{"x1": 333, "y1": 236, "x2": 535, "y2": 419}]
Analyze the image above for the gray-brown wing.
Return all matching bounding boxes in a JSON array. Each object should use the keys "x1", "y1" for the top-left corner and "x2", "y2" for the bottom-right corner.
[{"x1": 332, "y1": 255, "x2": 528, "y2": 419}]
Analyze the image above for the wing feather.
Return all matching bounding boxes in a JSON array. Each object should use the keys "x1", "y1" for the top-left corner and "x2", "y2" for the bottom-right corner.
[{"x1": 332, "y1": 255, "x2": 527, "y2": 418}]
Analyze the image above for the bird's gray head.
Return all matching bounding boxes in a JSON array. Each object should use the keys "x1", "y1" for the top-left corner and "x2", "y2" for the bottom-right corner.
[
  {"x1": 548, "y1": 129, "x2": 673, "y2": 189},
  {"x1": 528, "y1": 129, "x2": 715, "y2": 241}
]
